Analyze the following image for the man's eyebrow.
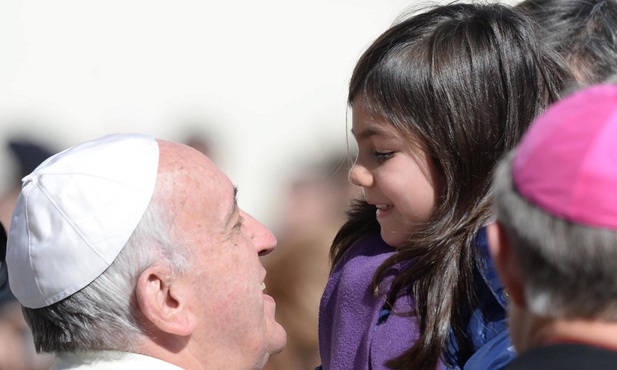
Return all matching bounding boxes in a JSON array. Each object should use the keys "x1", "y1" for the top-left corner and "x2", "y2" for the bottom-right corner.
[{"x1": 224, "y1": 186, "x2": 239, "y2": 229}]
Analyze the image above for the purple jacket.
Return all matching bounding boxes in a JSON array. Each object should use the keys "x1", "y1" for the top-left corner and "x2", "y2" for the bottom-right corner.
[
  {"x1": 317, "y1": 233, "x2": 436, "y2": 370},
  {"x1": 317, "y1": 230, "x2": 513, "y2": 370}
]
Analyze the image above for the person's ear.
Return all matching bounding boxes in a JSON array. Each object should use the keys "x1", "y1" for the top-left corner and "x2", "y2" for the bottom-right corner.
[
  {"x1": 135, "y1": 265, "x2": 197, "y2": 336},
  {"x1": 487, "y1": 222, "x2": 525, "y2": 306}
]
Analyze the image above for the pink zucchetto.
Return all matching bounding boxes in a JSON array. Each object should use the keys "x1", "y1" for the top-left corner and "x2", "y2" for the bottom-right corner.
[{"x1": 513, "y1": 84, "x2": 617, "y2": 230}]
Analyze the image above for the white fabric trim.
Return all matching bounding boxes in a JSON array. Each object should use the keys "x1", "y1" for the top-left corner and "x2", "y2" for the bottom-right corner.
[{"x1": 50, "y1": 350, "x2": 185, "y2": 370}]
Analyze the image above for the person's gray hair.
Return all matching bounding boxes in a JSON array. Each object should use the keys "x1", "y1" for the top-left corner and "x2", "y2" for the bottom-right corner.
[
  {"x1": 493, "y1": 150, "x2": 617, "y2": 321},
  {"x1": 22, "y1": 197, "x2": 192, "y2": 353}
]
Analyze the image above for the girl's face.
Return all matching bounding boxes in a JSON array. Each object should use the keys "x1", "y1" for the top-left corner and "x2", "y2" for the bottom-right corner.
[{"x1": 349, "y1": 100, "x2": 440, "y2": 247}]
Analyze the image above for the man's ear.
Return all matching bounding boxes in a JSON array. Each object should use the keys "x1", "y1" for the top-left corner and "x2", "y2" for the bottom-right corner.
[
  {"x1": 487, "y1": 222, "x2": 525, "y2": 307},
  {"x1": 135, "y1": 265, "x2": 197, "y2": 336}
]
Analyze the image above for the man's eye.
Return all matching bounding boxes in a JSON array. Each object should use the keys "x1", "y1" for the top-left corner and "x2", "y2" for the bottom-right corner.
[
  {"x1": 374, "y1": 151, "x2": 393, "y2": 162},
  {"x1": 234, "y1": 217, "x2": 244, "y2": 230}
]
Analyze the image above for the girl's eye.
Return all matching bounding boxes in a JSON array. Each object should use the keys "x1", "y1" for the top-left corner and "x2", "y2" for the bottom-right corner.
[{"x1": 374, "y1": 151, "x2": 394, "y2": 162}]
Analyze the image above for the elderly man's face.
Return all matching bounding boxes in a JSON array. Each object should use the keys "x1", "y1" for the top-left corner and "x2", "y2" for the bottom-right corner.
[{"x1": 159, "y1": 141, "x2": 286, "y2": 368}]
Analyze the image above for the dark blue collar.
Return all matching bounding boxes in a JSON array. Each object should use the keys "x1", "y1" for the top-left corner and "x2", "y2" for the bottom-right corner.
[{"x1": 474, "y1": 226, "x2": 508, "y2": 309}]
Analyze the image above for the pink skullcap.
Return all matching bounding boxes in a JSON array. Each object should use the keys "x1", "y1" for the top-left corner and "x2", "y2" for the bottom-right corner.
[{"x1": 513, "y1": 84, "x2": 617, "y2": 229}]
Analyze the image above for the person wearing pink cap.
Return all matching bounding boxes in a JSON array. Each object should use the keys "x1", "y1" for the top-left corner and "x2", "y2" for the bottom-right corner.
[
  {"x1": 488, "y1": 83, "x2": 617, "y2": 369},
  {"x1": 5, "y1": 133, "x2": 286, "y2": 369}
]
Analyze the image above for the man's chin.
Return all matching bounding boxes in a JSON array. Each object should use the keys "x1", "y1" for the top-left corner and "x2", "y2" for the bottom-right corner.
[{"x1": 270, "y1": 324, "x2": 287, "y2": 355}]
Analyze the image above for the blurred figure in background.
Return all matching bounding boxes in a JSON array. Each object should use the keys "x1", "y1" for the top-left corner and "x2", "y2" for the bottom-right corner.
[
  {"x1": 1, "y1": 221, "x2": 53, "y2": 370},
  {"x1": 183, "y1": 131, "x2": 218, "y2": 164},
  {"x1": 0, "y1": 138, "x2": 56, "y2": 370},
  {"x1": 0, "y1": 139, "x2": 56, "y2": 227},
  {"x1": 263, "y1": 154, "x2": 357, "y2": 370},
  {"x1": 516, "y1": 0, "x2": 617, "y2": 86}
]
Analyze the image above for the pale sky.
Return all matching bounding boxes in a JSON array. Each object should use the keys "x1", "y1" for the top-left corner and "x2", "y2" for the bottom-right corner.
[{"x1": 0, "y1": 0, "x2": 446, "y2": 228}]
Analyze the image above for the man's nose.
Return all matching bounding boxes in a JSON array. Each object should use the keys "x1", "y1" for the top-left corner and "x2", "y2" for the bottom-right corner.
[{"x1": 242, "y1": 212, "x2": 277, "y2": 256}]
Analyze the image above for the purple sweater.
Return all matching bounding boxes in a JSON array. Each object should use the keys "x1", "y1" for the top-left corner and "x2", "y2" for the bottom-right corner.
[{"x1": 318, "y1": 233, "x2": 438, "y2": 370}]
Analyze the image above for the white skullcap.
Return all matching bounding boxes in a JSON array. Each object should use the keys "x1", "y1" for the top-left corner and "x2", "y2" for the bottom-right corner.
[{"x1": 6, "y1": 133, "x2": 159, "y2": 308}]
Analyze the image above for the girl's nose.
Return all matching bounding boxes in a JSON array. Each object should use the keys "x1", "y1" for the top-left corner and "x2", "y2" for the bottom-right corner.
[{"x1": 348, "y1": 163, "x2": 374, "y2": 188}]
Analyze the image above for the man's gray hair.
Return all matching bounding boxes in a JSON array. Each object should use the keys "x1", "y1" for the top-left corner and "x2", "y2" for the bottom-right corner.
[
  {"x1": 493, "y1": 150, "x2": 617, "y2": 321},
  {"x1": 22, "y1": 197, "x2": 192, "y2": 353}
]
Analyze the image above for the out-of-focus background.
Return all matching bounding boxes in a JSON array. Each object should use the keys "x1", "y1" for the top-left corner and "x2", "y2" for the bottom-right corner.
[
  {"x1": 0, "y1": 0, "x2": 420, "y2": 228},
  {"x1": 0, "y1": 1, "x2": 481, "y2": 369}
]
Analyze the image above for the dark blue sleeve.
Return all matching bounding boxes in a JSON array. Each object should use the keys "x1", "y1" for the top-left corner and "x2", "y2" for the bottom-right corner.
[{"x1": 463, "y1": 330, "x2": 516, "y2": 370}]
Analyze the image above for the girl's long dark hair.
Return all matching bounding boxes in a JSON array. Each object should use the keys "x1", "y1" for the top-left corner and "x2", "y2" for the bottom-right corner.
[{"x1": 331, "y1": 3, "x2": 572, "y2": 369}]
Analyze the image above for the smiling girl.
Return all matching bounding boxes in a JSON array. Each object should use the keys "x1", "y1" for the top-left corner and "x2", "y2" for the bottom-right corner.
[{"x1": 317, "y1": 3, "x2": 572, "y2": 370}]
